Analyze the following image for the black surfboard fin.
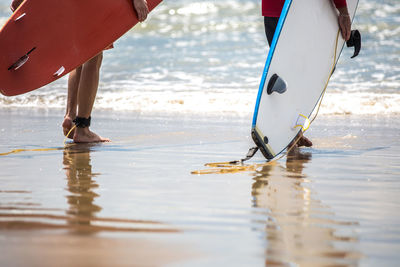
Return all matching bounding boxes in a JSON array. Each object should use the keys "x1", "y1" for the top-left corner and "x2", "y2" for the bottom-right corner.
[
  {"x1": 267, "y1": 74, "x2": 287, "y2": 95},
  {"x1": 346, "y1": 30, "x2": 361, "y2": 58}
]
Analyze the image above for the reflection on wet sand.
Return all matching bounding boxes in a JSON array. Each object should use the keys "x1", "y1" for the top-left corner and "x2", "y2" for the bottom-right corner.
[
  {"x1": 0, "y1": 144, "x2": 177, "y2": 233},
  {"x1": 61, "y1": 144, "x2": 178, "y2": 234},
  {"x1": 63, "y1": 144, "x2": 102, "y2": 233},
  {"x1": 252, "y1": 149, "x2": 362, "y2": 266}
]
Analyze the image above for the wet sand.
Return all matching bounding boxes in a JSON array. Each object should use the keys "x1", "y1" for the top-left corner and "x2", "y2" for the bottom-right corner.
[
  {"x1": 0, "y1": 230, "x2": 192, "y2": 267},
  {"x1": 0, "y1": 108, "x2": 400, "y2": 266}
]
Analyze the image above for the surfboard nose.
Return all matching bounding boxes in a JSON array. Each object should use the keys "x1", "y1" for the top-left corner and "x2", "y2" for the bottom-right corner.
[{"x1": 266, "y1": 74, "x2": 287, "y2": 95}]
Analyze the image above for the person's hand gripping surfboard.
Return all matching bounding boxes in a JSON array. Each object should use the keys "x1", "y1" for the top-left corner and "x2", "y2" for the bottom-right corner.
[{"x1": 133, "y1": 0, "x2": 149, "y2": 22}]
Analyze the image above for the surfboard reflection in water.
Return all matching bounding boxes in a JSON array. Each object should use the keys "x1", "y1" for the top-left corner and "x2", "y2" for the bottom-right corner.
[{"x1": 251, "y1": 150, "x2": 362, "y2": 266}]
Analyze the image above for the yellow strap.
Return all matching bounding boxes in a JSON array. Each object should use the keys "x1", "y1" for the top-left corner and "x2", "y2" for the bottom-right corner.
[
  {"x1": 0, "y1": 125, "x2": 77, "y2": 156},
  {"x1": 310, "y1": 30, "x2": 340, "y2": 124},
  {"x1": 294, "y1": 114, "x2": 311, "y2": 132},
  {"x1": 0, "y1": 147, "x2": 62, "y2": 156},
  {"x1": 63, "y1": 125, "x2": 77, "y2": 146}
]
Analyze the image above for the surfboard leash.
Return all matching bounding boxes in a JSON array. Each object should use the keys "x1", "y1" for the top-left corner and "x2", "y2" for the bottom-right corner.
[
  {"x1": 0, "y1": 147, "x2": 63, "y2": 156},
  {"x1": 0, "y1": 127, "x2": 75, "y2": 156},
  {"x1": 63, "y1": 125, "x2": 77, "y2": 146},
  {"x1": 310, "y1": 30, "x2": 341, "y2": 125},
  {"x1": 191, "y1": 137, "x2": 304, "y2": 175},
  {"x1": 192, "y1": 131, "x2": 305, "y2": 175},
  {"x1": 202, "y1": 146, "x2": 259, "y2": 167}
]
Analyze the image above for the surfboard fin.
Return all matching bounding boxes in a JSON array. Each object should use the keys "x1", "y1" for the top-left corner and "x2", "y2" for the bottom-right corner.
[
  {"x1": 346, "y1": 30, "x2": 361, "y2": 58},
  {"x1": 54, "y1": 66, "x2": 65, "y2": 77},
  {"x1": 267, "y1": 74, "x2": 287, "y2": 95},
  {"x1": 14, "y1": 13, "x2": 26, "y2": 21},
  {"x1": 8, "y1": 47, "x2": 36, "y2": 71}
]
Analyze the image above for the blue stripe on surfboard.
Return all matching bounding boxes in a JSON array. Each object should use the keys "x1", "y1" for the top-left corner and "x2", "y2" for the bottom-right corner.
[{"x1": 252, "y1": 0, "x2": 292, "y2": 127}]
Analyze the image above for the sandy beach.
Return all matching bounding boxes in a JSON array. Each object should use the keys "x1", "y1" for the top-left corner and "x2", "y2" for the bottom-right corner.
[{"x1": 0, "y1": 108, "x2": 399, "y2": 266}]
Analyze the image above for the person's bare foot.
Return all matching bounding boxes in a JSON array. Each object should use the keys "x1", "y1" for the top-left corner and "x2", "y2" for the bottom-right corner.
[
  {"x1": 62, "y1": 116, "x2": 75, "y2": 139},
  {"x1": 297, "y1": 135, "x2": 313, "y2": 147},
  {"x1": 73, "y1": 127, "x2": 110, "y2": 143},
  {"x1": 289, "y1": 132, "x2": 313, "y2": 148}
]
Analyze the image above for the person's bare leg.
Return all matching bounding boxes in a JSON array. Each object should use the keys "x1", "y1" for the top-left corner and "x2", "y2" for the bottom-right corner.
[
  {"x1": 62, "y1": 66, "x2": 82, "y2": 138},
  {"x1": 73, "y1": 52, "x2": 109, "y2": 143}
]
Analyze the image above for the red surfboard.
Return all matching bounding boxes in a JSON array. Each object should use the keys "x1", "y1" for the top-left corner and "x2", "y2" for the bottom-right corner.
[{"x1": 0, "y1": 0, "x2": 162, "y2": 96}]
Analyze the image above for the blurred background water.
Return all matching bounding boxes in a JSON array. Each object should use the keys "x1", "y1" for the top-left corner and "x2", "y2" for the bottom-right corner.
[{"x1": 0, "y1": 0, "x2": 399, "y2": 116}]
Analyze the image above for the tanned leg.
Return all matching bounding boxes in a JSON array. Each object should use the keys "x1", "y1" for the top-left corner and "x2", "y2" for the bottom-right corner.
[
  {"x1": 73, "y1": 52, "x2": 110, "y2": 143},
  {"x1": 62, "y1": 66, "x2": 82, "y2": 138}
]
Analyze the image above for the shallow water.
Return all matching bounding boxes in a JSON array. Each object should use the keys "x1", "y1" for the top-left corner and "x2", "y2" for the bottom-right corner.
[{"x1": 1, "y1": 109, "x2": 400, "y2": 266}]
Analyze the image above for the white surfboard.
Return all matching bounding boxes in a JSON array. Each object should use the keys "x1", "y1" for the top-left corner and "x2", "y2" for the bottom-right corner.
[{"x1": 252, "y1": 0, "x2": 360, "y2": 160}]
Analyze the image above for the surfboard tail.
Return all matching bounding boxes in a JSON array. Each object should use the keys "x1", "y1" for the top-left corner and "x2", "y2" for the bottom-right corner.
[{"x1": 251, "y1": 127, "x2": 275, "y2": 160}]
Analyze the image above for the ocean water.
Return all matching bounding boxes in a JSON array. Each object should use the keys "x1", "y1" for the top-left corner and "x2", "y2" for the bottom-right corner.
[{"x1": 0, "y1": 0, "x2": 399, "y2": 116}]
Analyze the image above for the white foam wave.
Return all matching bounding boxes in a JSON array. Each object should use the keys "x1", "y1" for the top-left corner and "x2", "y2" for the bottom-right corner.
[
  {"x1": 319, "y1": 92, "x2": 400, "y2": 115},
  {"x1": 2, "y1": 89, "x2": 400, "y2": 117},
  {"x1": 176, "y1": 2, "x2": 218, "y2": 16},
  {"x1": 91, "y1": 91, "x2": 400, "y2": 116}
]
